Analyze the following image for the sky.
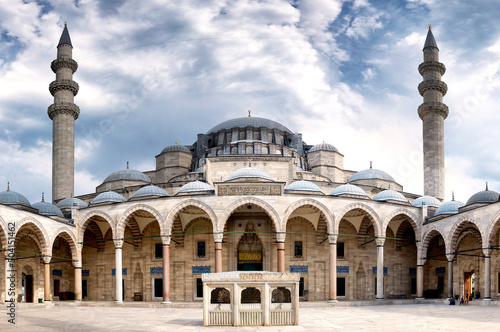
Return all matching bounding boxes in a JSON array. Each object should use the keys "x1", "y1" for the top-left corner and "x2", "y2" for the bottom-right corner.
[{"x1": 1, "y1": 0, "x2": 500, "y2": 204}]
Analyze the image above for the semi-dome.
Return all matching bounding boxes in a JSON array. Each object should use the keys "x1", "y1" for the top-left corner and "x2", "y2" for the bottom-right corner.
[
  {"x1": 373, "y1": 190, "x2": 408, "y2": 203},
  {"x1": 349, "y1": 167, "x2": 395, "y2": 183},
  {"x1": 309, "y1": 142, "x2": 339, "y2": 153},
  {"x1": 227, "y1": 167, "x2": 273, "y2": 182},
  {"x1": 132, "y1": 185, "x2": 169, "y2": 199},
  {"x1": 466, "y1": 184, "x2": 500, "y2": 205},
  {"x1": 207, "y1": 116, "x2": 293, "y2": 135},
  {"x1": 56, "y1": 197, "x2": 88, "y2": 209},
  {"x1": 177, "y1": 181, "x2": 215, "y2": 194},
  {"x1": 284, "y1": 180, "x2": 322, "y2": 193},
  {"x1": 160, "y1": 143, "x2": 191, "y2": 154},
  {"x1": 435, "y1": 200, "x2": 464, "y2": 216},
  {"x1": 92, "y1": 191, "x2": 126, "y2": 204},
  {"x1": 329, "y1": 183, "x2": 368, "y2": 197},
  {"x1": 411, "y1": 196, "x2": 441, "y2": 208},
  {"x1": 33, "y1": 199, "x2": 64, "y2": 218},
  {"x1": 0, "y1": 185, "x2": 31, "y2": 208},
  {"x1": 103, "y1": 168, "x2": 151, "y2": 184}
]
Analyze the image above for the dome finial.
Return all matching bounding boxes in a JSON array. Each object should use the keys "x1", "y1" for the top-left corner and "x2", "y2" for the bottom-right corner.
[
  {"x1": 323, "y1": 139, "x2": 325, "y2": 144},
  {"x1": 65, "y1": 21, "x2": 67, "y2": 27},
  {"x1": 429, "y1": 24, "x2": 431, "y2": 30},
  {"x1": 452, "y1": 191, "x2": 455, "y2": 201},
  {"x1": 7, "y1": 182, "x2": 9, "y2": 191},
  {"x1": 126, "y1": 161, "x2": 129, "y2": 169},
  {"x1": 42, "y1": 192, "x2": 45, "y2": 202},
  {"x1": 486, "y1": 181, "x2": 489, "y2": 191},
  {"x1": 370, "y1": 161, "x2": 372, "y2": 169},
  {"x1": 175, "y1": 140, "x2": 177, "y2": 144},
  {"x1": 248, "y1": 110, "x2": 251, "y2": 117}
]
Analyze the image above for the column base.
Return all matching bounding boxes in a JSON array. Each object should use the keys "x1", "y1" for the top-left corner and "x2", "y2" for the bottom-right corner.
[
  {"x1": 327, "y1": 299, "x2": 338, "y2": 303},
  {"x1": 483, "y1": 298, "x2": 492, "y2": 301},
  {"x1": 162, "y1": 300, "x2": 172, "y2": 304},
  {"x1": 115, "y1": 300, "x2": 123, "y2": 304},
  {"x1": 415, "y1": 297, "x2": 425, "y2": 300}
]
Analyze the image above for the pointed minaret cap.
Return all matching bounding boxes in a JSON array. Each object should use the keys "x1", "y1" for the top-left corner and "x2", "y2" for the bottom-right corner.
[
  {"x1": 58, "y1": 22, "x2": 73, "y2": 48},
  {"x1": 423, "y1": 25, "x2": 438, "y2": 51}
]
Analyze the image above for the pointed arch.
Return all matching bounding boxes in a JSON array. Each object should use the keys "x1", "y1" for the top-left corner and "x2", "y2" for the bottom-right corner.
[
  {"x1": 383, "y1": 209, "x2": 420, "y2": 239},
  {"x1": 78, "y1": 210, "x2": 115, "y2": 249},
  {"x1": 218, "y1": 197, "x2": 281, "y2": 232},
  {"x1": 0, "y1": 216, "x2": 8, "y2": 250},
  {"x1": 281, "y1": 198, "x2": 334, "y2": 233},
  {"x1": 421, "y1": 225, "x2": 446, "y2": 259},
  {"x1": 15, "y1": 217, "x2": 50, "y2": 256},
  {"x1": 52, "y1": 228, "x2": 78, "y2": 262},
  {"x1": 333, "y1": 203, "x2": 381, "y2": 237},
  {"x1": 486, "y1": 211, "x2": 500, "y2": 247},
  {"x1": 165, "y1": 199, "x2": 217, "y2": 233},
  {"x1": 116, "y1": 204, "x2": 166, "y2": 239},
  {"x1": 447, "y1": 217, "x2": 484, "y2": 254}
]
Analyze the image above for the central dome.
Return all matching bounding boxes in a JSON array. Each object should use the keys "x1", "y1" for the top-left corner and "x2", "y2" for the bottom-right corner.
[{"x1": 207, "y1": 117, "x2": 293, "y2": 135}]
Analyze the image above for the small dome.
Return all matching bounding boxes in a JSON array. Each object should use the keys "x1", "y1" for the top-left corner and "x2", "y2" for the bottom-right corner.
[
  {"x1": 207, "y1": 116, "x2": 293, "y2": 135},
  {"x1": 0, "y1": 187, "x2": 31, "y2": 208},
  {"x1": 160, "y1": 143, "x2": 191, "y2": 154},
  {"x1": 329, "y1": 184, "x2": 368, "y2": 197},
  {"x1": 227, "y1": 168, "x2": 273, "y2": 182},
  {"x1": 411, "y1": 196, "x2": 441, "y2": 208},
  {"x1": 373, "y1": 190, "x2": 408, "y2": 203},
  {"x1": 32, "y1": 201, "x2": 64, "y2": 218},
  {"x1": 177, "y1": 181, "x2": 215, "y2": 194},
  {"x1": 309, "y1": 142, "x2": 339, "y2": 153},
  {"x1": 284, "y1": 180, "x2": 322, "y2": 193},
  {"x1": 103, "y1": 169, "x2": 150, "y2": 184},
  {"x1": 92, "y1": 191, "x2": 126, "y2": 204},
  {"x1": 56, "y1": 197, "x2": 89, "y2": 209},
  {"x1": 435, "y1": 200, "x2": 464, "y2": 216},
  {"x1": 466, "y1": 186, "x2": 500, "y2": 205},
  {"x1": 349, "y1": 165, "x2": 395, "y2": 183},
  {"x1": 132, "y1": 185, "x2": 169, "y2": 199}
]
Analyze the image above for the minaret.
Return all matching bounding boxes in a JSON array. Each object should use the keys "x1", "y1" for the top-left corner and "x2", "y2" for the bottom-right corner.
[
  {"x1": 418, "y1": 26, "x2": 448, "y2": 200},
  {"x1": 48, "y1": 23, "x2": 80, "y2": 202}
]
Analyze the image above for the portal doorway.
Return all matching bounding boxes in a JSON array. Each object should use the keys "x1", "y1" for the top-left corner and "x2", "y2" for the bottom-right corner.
[
  {"x1": 237, "y1": 222, "x2": 263, "y2": 271},
  {"x1": 464, "y1": 272, "x2": 475, "y2": 299},
  {"x1": 25, "y1": 275, "x2": 33, "y2": 303}
]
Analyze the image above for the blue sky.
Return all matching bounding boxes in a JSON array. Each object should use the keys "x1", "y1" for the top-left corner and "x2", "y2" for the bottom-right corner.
[{"x1": 1, "y1": 0, "x2": 500, "y2": 204}]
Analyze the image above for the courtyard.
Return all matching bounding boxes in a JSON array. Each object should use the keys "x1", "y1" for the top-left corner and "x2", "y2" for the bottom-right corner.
[{"x1": 2, "y1": 302, "x2": 499, "y2": 331}]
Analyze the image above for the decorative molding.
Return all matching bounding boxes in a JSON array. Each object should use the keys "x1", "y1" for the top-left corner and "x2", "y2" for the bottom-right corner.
[
  {"x1": 51, "y1": 58, "x2": 78, "y2": 73},
  {"x1": 418, "y1": 79, "x2": 448, "y2": 96},
  {"x1": 49, "y1": 79, "x2": 79, "y2": 96},
  {"x1": 418, "y1": 101, "x2": 449, "y2": 120},
  {"x1": 48, "y1": 102, "x2": 80, "y2": 120},
  {"x1": 418, "y1": 61, "x2": 446, "y2": 76}
]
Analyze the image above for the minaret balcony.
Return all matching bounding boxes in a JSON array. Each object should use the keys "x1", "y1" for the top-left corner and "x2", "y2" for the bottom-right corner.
[
  {"x1": 418, "y1": 61, "x2": 445, "y2": 76},
  {"x1": 48, "y1": 102, "x2": 80, "y2": 120},
  {"x1": 49, "y1": 79, "x2": 79, "y2": 96},
  {"x1": 418, "y1": 102, "x2": 449, "y2": 120},
  {"x1": 418, "y1": 80, "x2": 447, "y2": 97},
  {"x1": 51, "y1": 58, "x2": 78, "y2": 73}
]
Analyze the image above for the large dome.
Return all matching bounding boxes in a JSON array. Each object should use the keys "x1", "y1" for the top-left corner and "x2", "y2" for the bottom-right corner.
[
  {"x1": 160, "y1": 143, "x2": 191, "y2": 154},
  {"x1": 207, "y1": 116, "x2": 293, "y2": 135},
  {"x1": 56, "y1": 197, "x2": 88, "y2": 209},
  {"x1": 103, "y1": 169, "x2": 151, "y2": 184},
  {"x1": 309, "y1": 142, "x2": 339, "y2": 153},
  {"x1": 92, "y1": 191, "x2": 126, "y2": 205},
  {"x1": 0, "y1": 187, "x2": 31, "y2": 208},
  {"x1": 349, "y1": 167, "x2": 395, "y2": 183},
  {"x1": 33, "y1": 200, "x2": 64, "y2": 218},
  {"x1": 227, "y1": 168, "x2": 273, "y2": 182},
  {"x1": 466, "y1": 186, "x2": 500, "y2": 205}
]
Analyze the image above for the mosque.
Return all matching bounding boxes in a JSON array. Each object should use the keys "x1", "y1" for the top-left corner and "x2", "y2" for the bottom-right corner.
[{"x1": 1, "y1": 25, "x2": 499, "y2": 305}]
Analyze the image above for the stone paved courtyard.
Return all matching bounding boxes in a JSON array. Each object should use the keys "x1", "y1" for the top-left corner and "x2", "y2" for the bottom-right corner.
[{"x1": 2, "y1": 303, "x2": 500, "y2": 331}]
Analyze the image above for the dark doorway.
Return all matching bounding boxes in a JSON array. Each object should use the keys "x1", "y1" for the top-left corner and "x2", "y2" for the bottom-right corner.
[
  {"x1": 26, "y1": 275, "x2": 33, "y2": 303},
  {"x1": 299, "y1": 277, "x2": 305, "y2": 297},
  {"x1": 54, "y1": 279, "x2": 60, "y2": 297},
  {"x1": 337, "y1": 278, "x2": 346, "y2": 297},
  {"x1": 437, "y1": 276, "x2": 444, "y2": 295},
  {"x1": 196, "y1": 278, "x2": 203, "y2": 298},
  {"x1": 82, "y1": 280, "x2": 88, "y2": 299},
  {"x1": 154, "y1": 278, "x2": 163, "y2": 298},
  {"x1": 122, "y1": 280, "x2": 125, "y2": 301},
  {"x1": 237, "y1": 222, "x2": 263, "y2": 271}
]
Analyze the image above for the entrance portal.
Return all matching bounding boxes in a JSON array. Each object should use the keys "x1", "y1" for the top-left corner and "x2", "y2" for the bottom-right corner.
[
  {"x1": 237, "y1": 222, "x2": 263, "y2": 271},
  {"x1": 464, "y1": 272, "x2": 472, "y2": 299}
]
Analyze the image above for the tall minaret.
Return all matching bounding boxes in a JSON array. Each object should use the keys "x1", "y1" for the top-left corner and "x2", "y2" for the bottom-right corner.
[
  {"x1": 418, "y1": 26, "x2": 448, "y2": 200},
  {"x1": 48, "y1": 23, "x2": 80, "y2": 203}
]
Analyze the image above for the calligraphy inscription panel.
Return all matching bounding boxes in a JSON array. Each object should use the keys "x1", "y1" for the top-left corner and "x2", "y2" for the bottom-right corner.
[{"x1": 218, "y1": 185, "x2": 281, "y2": 196}]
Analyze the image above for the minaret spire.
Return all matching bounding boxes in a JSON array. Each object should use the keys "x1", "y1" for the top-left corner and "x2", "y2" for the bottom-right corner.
[
  {"x1": 48, "y1": 23, "x2": 80, "y2": 203},
  {"x1": 418, "y1": 26, "x2": 448, "y2": 200}
]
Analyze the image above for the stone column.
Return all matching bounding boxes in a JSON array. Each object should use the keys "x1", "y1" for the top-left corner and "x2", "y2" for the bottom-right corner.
[
  {"x1": 446, "y1": 253, "x2": 454, "y2": 297},
  {"x1": 5, "y1": 256, "x2": 12, "y2": 302},
  {"x1": 328, "y1": 234, "x2": 338, "y2": 302},
  {"x1": 214, "y1": 232, "x2": 223, "y2": 273},
  {"x1": 73, "y1": 251, "x2": 82, "y2": 301},
  {"x1": 114, "y1": 240, "x2": 123, "y2": 303},
  {"x1": 483, "y1": 248, "x2": 492, "y2": 300},
  {"x1": 416, "y1": 264, "x2": 424, "y2": 299},
  {"x1": 375, "y1": 238, "x2": 385, "y2": 299},
  {"x1": 276, "y1": 232, "x2": 286, "y2": 273},
  {"x1": 44, "y1": 258, "x2": 51, "y2": 301},
  {"x1": 162, "y1": 235, "x2": 171, "y2": 303}
]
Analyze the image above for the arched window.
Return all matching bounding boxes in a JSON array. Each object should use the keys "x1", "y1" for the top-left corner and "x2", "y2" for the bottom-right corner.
[
  {"x1": 211, "y1": 288, "x2": 230, "y2": 304},
  {"x1": 241, "y1": 287, "x2": 261, "y2": 303},
  {"x1": 271, "y1": 287, "x2": 291, "y2": 303}
]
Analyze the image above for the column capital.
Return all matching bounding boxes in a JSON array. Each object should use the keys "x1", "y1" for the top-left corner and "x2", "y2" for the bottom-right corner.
[
  {"x1": 42, "y1": 255, "x2": 51, "y2": 264},
  {"x1": 483, "y1": 248, "x2": 492, "y2": 257},
  {"x1": 375, "y1": 237, "x2": 385, "y2": 247},
  {"x1": 113, "y1": 239, "x2": 123, "y2": 248},
  {"x1": 214, "y1": 232, "x2": 223, "y2": 243},
  {"x1": 161, "y1": 234, "x2": 171, "y2": 246},
  {"x1": 445, "y1": 253, "x2": 455, "y2": 262},
  {"x1": 328, "y1": 234, "x2": 338, "y2": 245},
  {"x1": 276, "y1": 232, "x2": 286, "y2": 243},
  {"x1": 73, "y1": 260, "x2": 82, "y2": 268}
]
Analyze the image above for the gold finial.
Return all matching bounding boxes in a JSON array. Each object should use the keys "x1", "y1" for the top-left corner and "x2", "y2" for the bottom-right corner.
[
  {"x1": 323, "y1": 140, "x2": 325, "y2": 144},
  {"x1": 175, "y1": 141, "x2": 177, "y2": 144},
  {"x1": 370, "y1": 161, "x2": 372, "y2": 169},
  {"x1": 428, "y1": 24, "x2": 431, "y2": 30},
  {"x1": 248, "y1": 110, "x2": 251, "y2": 117},
  {"x1": 42, "y1": 192, "x2": 45, "y2": 202},
  {"x1": 7, "y1": 182, "x2": 9, "y2": 191},
  {"x1": 65, "y1": 22, "x2": 67, "y2": 27},
  {"x1": 126, "y1": 161, "x2": 129, "y2": 169}
]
